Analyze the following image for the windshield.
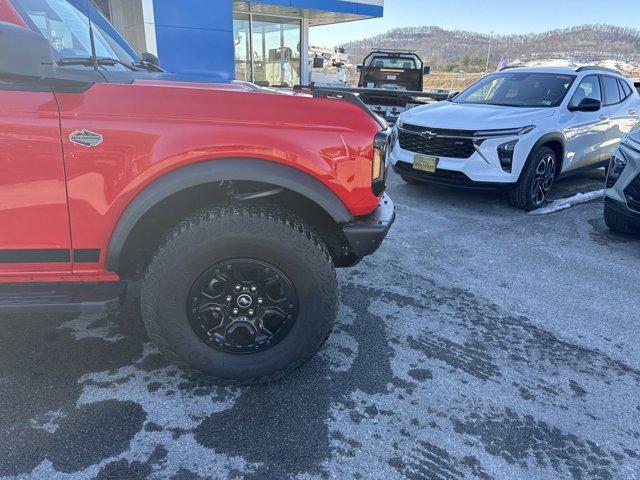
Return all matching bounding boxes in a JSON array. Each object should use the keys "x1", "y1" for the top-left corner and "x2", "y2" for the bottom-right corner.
[
  {"x1": 12, "y1": 0, "x2": 136, "y2": 69},
  {"x1": 368, "y1": 56, "x2": 418, "y2": 70},
  {"x1": 454, "y1": 72, "x2": 576, "y2": 108}
]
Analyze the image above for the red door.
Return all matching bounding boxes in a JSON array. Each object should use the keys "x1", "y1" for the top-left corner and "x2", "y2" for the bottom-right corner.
[{"x1": 0, "y1": 85, "x2": 72, "y2": 277}]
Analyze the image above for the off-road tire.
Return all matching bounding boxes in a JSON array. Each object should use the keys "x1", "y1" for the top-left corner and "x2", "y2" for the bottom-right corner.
[
  {"x1": 508, "y1": 146, "x2": 557, "y2": 211},
  {"x1": 141, "y1": 205, "x2": 338, "y2": 384},
  {"x1": 604, "y1": 204, "x2": 638, "y2": 234}
]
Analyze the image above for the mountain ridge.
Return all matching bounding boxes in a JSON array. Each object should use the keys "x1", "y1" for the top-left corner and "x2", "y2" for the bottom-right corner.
[{"x1": 341, "y1": 24, "x2": 640, "y2": 74}]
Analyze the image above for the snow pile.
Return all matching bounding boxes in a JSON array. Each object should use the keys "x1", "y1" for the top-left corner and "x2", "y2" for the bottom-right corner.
[{"x1": 527, "y1": 189, "x2": 604, "y2": 216}]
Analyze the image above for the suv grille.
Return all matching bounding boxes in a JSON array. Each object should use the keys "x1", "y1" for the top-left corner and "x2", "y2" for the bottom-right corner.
[
  {"x1": 398, "y1": 124, "x2": 477, "y2": 158},
  {"x1": 624, "y1": 173, "x2": 640, "y2": 212}
]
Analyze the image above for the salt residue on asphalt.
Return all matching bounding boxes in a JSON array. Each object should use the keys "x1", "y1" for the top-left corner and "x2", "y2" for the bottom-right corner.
[{"x1": 527, "y1": 189, "x2": 604, "y2": 216}]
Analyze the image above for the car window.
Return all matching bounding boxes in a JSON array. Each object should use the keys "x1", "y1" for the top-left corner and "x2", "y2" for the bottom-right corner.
[
  {"x1": 569, "y1": 76, "x2": 601, "y2": 108},
  {"x1": 619, "y1": 79, "x2": 633, "y2": 100},
  {"x1": 369, "y1": 56, "x2": 417, "y2": 69},
  {"x1": 12, "y1": 0, "x2": 135, "y2": 67},
  {"x1": 454, "y1": 72, "x2": 575, "y2": 108},
  {"x1": 602, "y1": 76, "x2": 622, "y2": 105}
]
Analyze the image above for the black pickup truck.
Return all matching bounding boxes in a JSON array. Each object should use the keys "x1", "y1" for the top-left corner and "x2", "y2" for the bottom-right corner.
[
  {"x1": 300, "y1": 50, "x2": 448, "y2": 125},
  {"x1": 353, "y1": 51, "x2": 447, "y2": 124}
]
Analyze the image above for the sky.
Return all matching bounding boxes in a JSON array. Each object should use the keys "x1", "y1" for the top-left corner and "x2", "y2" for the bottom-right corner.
[{"x1": 309, "y1": 0, "x2": 640, "y2": 47}]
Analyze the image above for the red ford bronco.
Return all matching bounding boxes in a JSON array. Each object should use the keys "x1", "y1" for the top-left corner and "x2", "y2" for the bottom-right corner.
[{"x1": 0, "y1": 0, "x2": 395, "y2": 383}]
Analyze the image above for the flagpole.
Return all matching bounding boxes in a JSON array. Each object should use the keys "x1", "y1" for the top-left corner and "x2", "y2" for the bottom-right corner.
[{"x1": 485, "y1": 31, "x2": 494, "y2": 74}]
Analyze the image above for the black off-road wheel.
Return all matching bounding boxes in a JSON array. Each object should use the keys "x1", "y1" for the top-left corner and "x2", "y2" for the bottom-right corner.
[
  {"x1": 141, "y1": 205, "x2": 338, "y2": 384},
  {"x1": 509, "y1": 146, "x2": 557, "y2": 211},
  {"x1": 604, "y1": 204, "x2": 638, "y2": 234}
]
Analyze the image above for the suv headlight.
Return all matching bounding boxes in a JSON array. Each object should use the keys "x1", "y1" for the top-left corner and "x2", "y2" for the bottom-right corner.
[
  {"x1": 372, "y1": 146, "x2": 384, "y2": 181},
  {"x1": 497, "y1": 140, "x2": 518, "y2": 173},
  {"x1": 372, "y1": 131, "x2": 390, "y2": 195},
  {"x1": 606, "y1": 153, "x2": 627, "y2": 188}
]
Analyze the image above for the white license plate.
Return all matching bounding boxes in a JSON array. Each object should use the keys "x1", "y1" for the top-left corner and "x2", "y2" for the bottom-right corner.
[{"x1": 413, "y1": 155, "x2": 438, "y2": 173}]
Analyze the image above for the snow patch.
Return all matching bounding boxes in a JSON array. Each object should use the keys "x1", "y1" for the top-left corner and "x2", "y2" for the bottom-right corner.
[
  {"x1": 527, "y1": 189, "x2": 604, "y2": 216},
  {"x1": 59, "y1": 313, "x2": 125, "y2": 343}
]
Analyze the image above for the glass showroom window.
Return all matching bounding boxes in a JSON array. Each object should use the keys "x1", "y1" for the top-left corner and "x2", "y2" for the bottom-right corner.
[
  {"x1": 233, "y1": 13, "x2": 301, "y2": 87},
  {"x1": 234, "y1": 13, "x2": 252, "y2": 82}
]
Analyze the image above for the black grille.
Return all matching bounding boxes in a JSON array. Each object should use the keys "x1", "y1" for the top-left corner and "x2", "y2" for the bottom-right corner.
[
  {"x1": 605, "y1": 174, "x2": 617, "y2": 189},
  {"x1": 395, "y1": 161, "x2": 470, "y2": 181},
  {"x1": 398, "y1": 124, "x2": 477, "y2": 159},
  {"x1": 624, "y1": 173, "x2": 640, "y2": 212}
]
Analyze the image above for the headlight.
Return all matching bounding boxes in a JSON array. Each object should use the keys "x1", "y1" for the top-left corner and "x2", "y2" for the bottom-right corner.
[
  {"x1": 372, "y1": 131, "x2": 390, "y2": 196},
  {"x1": 606, "y1": 153, "x2": 627, "y2": 188},
  {"x1": 497, "y1": 140, "x2": 518, "y2": 173},
  {"x1": 372, "y1": 147, "x2": 384, "y2": 181},
  {"x1": 475, "y1": 125, "x2": 535, "y2": 138}
]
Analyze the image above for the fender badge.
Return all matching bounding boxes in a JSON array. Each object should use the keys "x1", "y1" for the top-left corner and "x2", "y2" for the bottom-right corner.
[{"x1": 69, "y1": 129, "x2": 103, "y2": 148}]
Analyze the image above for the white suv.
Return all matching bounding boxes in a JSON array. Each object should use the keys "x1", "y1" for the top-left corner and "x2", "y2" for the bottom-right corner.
[{"x1": 390, "y1": 66, "x2": 640, "y2": 210}]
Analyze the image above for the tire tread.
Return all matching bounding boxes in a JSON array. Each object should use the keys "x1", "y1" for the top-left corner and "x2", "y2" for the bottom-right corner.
[{"x1": 141, "y1": 204, "x2": 337, "y2": 385}]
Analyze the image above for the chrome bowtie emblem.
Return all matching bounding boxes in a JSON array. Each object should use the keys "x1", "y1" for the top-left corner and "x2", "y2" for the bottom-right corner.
[
  {"x1": 69, "y1": 129, "x2": 103, "y2": 148},
  {"x1": 237, "y1": 294, "x2": 253, "y2": 308},
  {"x1": 419, "y1": 130, "x2": 437, "y2": 139}
]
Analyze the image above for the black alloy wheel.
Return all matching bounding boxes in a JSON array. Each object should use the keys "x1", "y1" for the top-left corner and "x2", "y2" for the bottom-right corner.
[
  {"x1": 188, "y1": 259, "x2": 299, "y2": 354},
  {"x1": 531, "y1": 152, "x2": 556, "y2": 207},
  {"x1": 508, "y1": 146, "x2": 558, "y2": 211}
]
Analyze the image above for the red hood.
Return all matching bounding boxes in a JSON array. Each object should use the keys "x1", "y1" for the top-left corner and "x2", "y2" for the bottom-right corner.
[{"x1": 133, "y1": 80, "x2": 308, "y2": 97}]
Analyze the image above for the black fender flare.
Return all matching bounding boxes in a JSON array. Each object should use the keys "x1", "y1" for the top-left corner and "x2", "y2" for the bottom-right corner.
[
  {"x1": 106, "y1": 158, "x2": 353, "y2": 271},
  {"x1": 520, "y1": 132, "x2": 566, "y2": 182}
]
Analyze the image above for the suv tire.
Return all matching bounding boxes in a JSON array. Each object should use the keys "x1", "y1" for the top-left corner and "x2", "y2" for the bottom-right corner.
[
  {"x1": 141, "y1": 205, "x2": 338, "y2": 384},
  {"x1": 509, "y1": 146, "x2": 557, "y2": 211},
  {"x1": 604, "y1": 204, "x2": 637, "y2": 234}
]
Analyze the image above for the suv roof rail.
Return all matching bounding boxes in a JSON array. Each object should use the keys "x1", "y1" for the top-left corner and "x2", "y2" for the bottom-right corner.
[
  {"x1": 576, "y1": 66, "x2": 621, "y2": 74},
  {"x1": 367, "y1": 49, "x2": 419, "y2": 54},
  {"x1": 499, "y1": 65, "x2": 526, "y2": 70}
]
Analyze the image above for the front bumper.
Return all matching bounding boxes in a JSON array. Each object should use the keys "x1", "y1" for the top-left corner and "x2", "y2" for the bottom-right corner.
[
  {"x1": 604, "y1": 197, "x2": 640, "y2": 227},
  {"x1": 343, "y1": 194, "x2": 395, "y2": 258},
  {"x1": 389, "y1": 126, "x2": 541, "y2": 185},
  {"x1": 392, "y1": 161, "x2": 511, "y2": 190}
]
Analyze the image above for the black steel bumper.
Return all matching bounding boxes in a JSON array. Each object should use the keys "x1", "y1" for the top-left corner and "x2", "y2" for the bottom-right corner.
[
  {"x1": 343, "y1": 194, "x2": 395, "y2": 258},
  {"x1": 393, "y1": 161, "x2": 511, "y2": 190},
  {"x1": 604, "y1": 197, "x2": 640, "y2": 226}
]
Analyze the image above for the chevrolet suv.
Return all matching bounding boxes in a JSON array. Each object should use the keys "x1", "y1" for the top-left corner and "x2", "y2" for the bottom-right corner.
[
  {"x1": 390, "y1": 66, "x2": 640, "y2": 211},
  {"x1": 604, "y1": 129, "x2": 640, "y2": 234}
]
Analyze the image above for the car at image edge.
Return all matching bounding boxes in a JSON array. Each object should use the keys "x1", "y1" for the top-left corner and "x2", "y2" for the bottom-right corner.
[
  {"x1": 0, "y1": 0, "x2": 395, "y2": 384},
  {"x1": 390, "y1": 66, "x2": 640, "y2": 210},
  {"x1": 604, "y1": 129, "x2": 640, "y2": 234}
]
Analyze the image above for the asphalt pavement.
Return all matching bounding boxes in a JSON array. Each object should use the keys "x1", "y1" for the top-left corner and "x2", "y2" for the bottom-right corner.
[{"x1": 1, "y1": 169, "x2": 639, "y2": 480}]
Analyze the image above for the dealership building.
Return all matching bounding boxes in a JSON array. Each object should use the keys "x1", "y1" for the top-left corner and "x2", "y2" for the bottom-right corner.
[{"x1": 94, "y1": 0, "x2": 384, "y2": 84}]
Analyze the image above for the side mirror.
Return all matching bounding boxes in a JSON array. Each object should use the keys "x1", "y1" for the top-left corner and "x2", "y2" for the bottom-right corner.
[
  {"x1": 141, "y1": 52, "x2": 160, "y2": 68},
  {"x1": 357, "y1": 64, "x2": 363, "y2": 71},
  {"x1": 423, "y1": 66, "x2": 431, "y2": 75},
  {"x1": 569, "y1": 97, "x2": 601, "y2": 112},
  {"x1": 0, "y1": 22, "x2": 55, "y2": 82}
]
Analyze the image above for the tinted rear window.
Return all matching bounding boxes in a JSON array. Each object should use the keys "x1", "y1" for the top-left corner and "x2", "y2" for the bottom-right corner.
[{"x1": 602, "y1": 76, "x2": 622, "y2": 105}]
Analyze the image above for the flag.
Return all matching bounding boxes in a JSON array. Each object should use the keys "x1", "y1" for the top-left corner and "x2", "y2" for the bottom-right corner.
[{"x1": 497, "y1": 55, "x2": 509, "y2": 71}]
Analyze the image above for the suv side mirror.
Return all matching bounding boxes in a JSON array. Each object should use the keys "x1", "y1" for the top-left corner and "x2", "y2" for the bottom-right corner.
[
  {"x1": 0, "y1": 21, "x2": 55, "y2": 82},
  {"x1": 356, "y1": 64, "x2": 363, "y2": 71},
  {"x1": 447, "y1": 91, "x2": 460, "y2": 101},
  {"x1": 423, "y1": 66, "x2": 431, "y2": 75},
  {"x1": 141, "y1": 52, "x2": 160, "y2": 68},
  {"x1": 569, "y1": 97, "x2": 601, "y2": 112}
]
